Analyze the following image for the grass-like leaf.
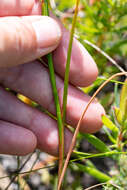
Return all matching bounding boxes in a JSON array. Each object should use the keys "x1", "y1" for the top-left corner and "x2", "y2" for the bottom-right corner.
[
  {"x1": 103, "y1": 126, "x2": 117, "y2": 144},
  {"x1": 120, "y1": 79, "x2": 127, "y2": 119},
  {"x1": 75, "y1": 163, "x2": 111, "y2": 182},
  {"x1": 71, "y1": 151, "x2": 127, "y2": 162},
  {"x1": 82, "y1": 133, "x2": 110, "y2": 153},
  {"x1": 114, "y1": 83, "x2": 119, "y2": 107},
  {"x1": 62, "y1": 0, "x2": 80, "y2": 124},
  {"x1": 102, "y1": 115, "x2": 119, "y2": 138},
  {"x1": 42, "y1": 0, "x2": 64, "y2": 183}
]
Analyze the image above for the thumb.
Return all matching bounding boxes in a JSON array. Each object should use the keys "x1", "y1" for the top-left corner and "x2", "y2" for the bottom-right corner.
[{"x1": 0, "y1": 16, "x2": 61, "y2": 67}]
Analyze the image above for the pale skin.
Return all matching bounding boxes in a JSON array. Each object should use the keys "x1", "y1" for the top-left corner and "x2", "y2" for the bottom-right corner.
[{"x1": 0, "y1": 0, "x2": 105, "y2": 156}]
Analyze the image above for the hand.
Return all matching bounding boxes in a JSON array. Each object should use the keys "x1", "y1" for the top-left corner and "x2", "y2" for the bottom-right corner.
[{"x1": 0, "y1": 0, "x2": 105, "y2": 156}]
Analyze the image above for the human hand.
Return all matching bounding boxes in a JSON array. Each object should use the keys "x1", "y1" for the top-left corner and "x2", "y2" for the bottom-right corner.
[{"x1": 0, "y1": 0, "x2": 105, "y2": 156}]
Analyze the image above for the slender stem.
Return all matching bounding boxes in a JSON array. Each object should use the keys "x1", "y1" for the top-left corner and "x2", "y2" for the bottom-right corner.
[
  {"x1": 62, "y1": 0, "x2": 80, "y2": 124},
  {"x1": 42, "y1": 0, "x2": 64, "y2": 183},
  {"x1": 0, "y1": 165, "x2": 55, "y2": 180},
  {"x1": 5, "y1": 153, "x2": 33, "y2": 190},
  {"x1": 22, "y1": 152, "x2": 40, "y2": 190},
  {"x1": 17, "y1": 156, "x2": 20, "y2": 190},
  {"x1": 84, "y1": 182, "x2": 121, "y2": 190},
  {"x1": 84, "y1": 183, "x2": 107, "y2": 190},
  {"x1": 60, "y1": 0, "x2": 80, "y2": 185},
  {"x1": 71, "y1": 151, "x2": 127, "y2": 162},
  {"x1": 83, "y1": 39, "x2": 126, "y2": 73}
]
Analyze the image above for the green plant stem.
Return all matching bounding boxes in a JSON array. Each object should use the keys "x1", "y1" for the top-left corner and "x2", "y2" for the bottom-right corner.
[
  {"x1": 42, "y1": 0, "x2": 64, "y2": 181},
  {"x1": 62, "y1": 0, "x2": 80, "y2": 124},
  {"x1": 71, "y1": 151, "x2": 127, "y2": 162},
  {"x1": 47, "y1": 53, "x2": 64, "y2": 153},
  {"x1": 59, "y1": 0, "x2": 80, "y2": 185}
]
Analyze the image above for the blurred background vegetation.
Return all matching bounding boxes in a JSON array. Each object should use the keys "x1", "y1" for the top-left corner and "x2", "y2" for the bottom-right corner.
[
  {"x1": 0, "y1": 0, "x2": 127, "y2": 189},
  {"x1": 54, "y1": 0, "x2": 127, "y2": 112}
]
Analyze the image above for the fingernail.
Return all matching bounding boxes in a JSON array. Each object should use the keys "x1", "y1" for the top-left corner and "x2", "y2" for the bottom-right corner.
[{"x1": 32, "y1": 17, "x2": 61, "y2": 49}]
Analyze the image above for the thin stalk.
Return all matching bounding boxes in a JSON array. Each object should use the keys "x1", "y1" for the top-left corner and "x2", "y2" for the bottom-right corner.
[
  {"x1": 97, "y1": 77, "x2": 126, "y2": 85},
  {"x1": 62, "y1": 0, "x2": 80, "y2": 123},
  {"x1": 83, "y1": 39, "x2": 126, "y2": 73},
  {"x1": 114, "y1": 83, "x2": 119, "y2": 107},
  {"x1": 17, "y1": 156, "x2": 20, "y2": 190},
  {"x1": 0, "y1": 165, "x2": 55, "y2": 180},
  {"x1": 22, "y1": 152, "x2": 40, "y2": 190},
  {"x1": 85, "y1": 182, "x2": 121, "y2": 190},
  {"x1": 42, "y1": 0, "x2": 64, "y2": 182},
  {"x1": 58, "y1": 72, "x2": 127, "y2": 190},
  {"x1": 84, "y1": 183, "x2": 107, "y2": 190},
  {"x1": 60, "y1": 0, "x2": 80, "y2": 185},
  {"x1": 73, "y1": 151, "x2": 91, "y2": 156},
  {"x1": 71, "y1": 151, "x2": 127, "y2": 162},
  {"x1": 5, "y1": 153, "x2": 33, "y2": 190}
]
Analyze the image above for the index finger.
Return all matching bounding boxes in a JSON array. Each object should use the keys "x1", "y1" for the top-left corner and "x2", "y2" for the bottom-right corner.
[
  {"x1": 0, "y1": 0, "x2": 98, "y2": 87},
  {"x1": 0, "y1": 0, "x2": 42, "y2": 16}
]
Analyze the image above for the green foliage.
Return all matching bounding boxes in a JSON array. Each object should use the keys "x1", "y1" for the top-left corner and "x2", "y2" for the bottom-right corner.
[
  {"x1": 42, "y1": 0, "x2": 127, "y2": 188},
  {"x1": 54, "y1": 1, "x2": 127, "y2": 188},
  {"x1": 102, "y1": 79, "x2": 127, "y2": 189},
  {"x1": 76, "y1": 163, "x2": 111, "y2": 182},
  {"x1": 56, "y1": 0, "x2": 127, "y2": 76},
  {"x1": 102, "y1": 115, "x2": 118, "y2": 137},
  {"x1": 120, "y1": 79, "x2": 127, "y2": 120},
  {"x1": 103, "y1": 154, "x2": 127, "y2": 190},
  {"x1": 81, "y1": 133, "x2": 111, "y2": 152},
  {"x1": 56, "y1": 0, "x2": 75, "y2": 11},
  {"x1": 1, "y1": 1, "x2": 127, "y2": 190}
]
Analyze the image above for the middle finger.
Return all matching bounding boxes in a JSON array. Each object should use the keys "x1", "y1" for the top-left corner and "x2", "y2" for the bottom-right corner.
[{"x1": 0, "y1": 61, "x2": 105, "y2": 133}]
